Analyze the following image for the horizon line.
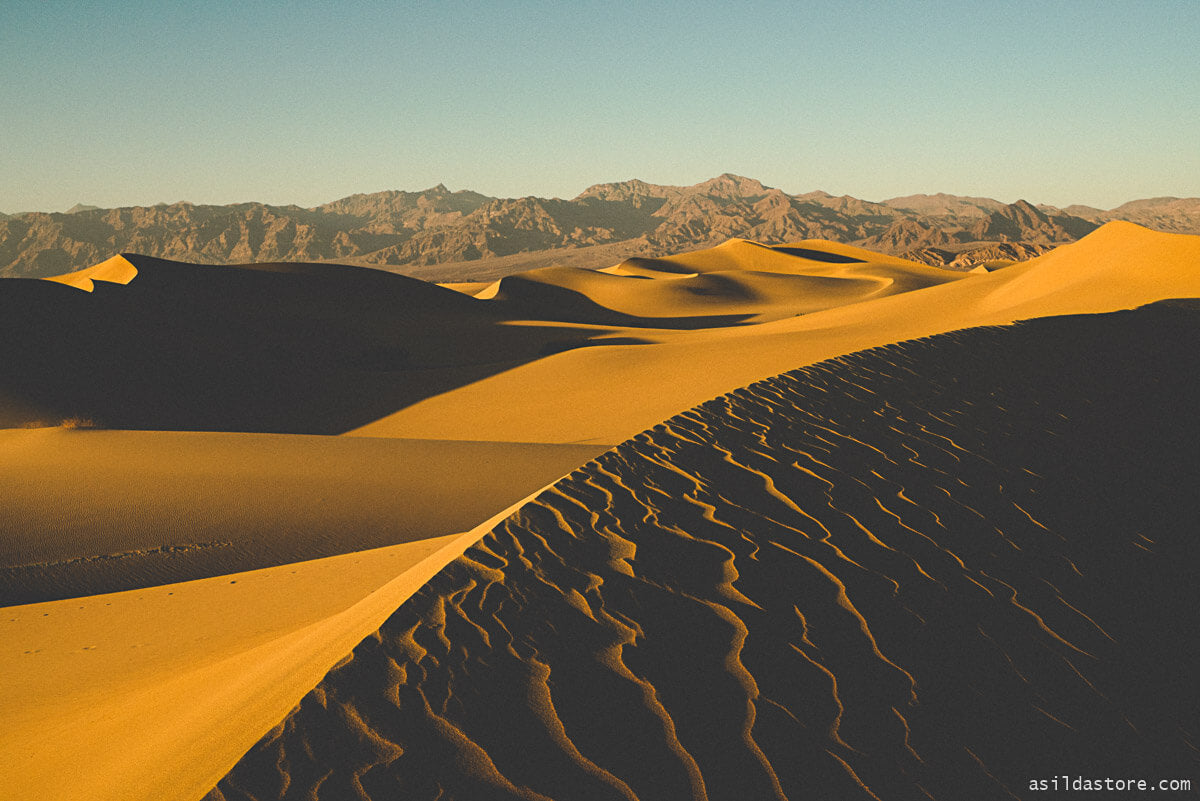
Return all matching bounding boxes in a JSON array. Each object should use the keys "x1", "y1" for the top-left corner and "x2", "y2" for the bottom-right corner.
[{"x1": 4, "y1": 173, "x2": 1196, "y2": 217}]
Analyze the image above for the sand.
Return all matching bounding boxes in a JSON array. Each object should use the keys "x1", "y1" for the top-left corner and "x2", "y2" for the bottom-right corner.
[
  {"x1": 605, "y1": 237, "x2": 937, "y2": 274},
  {"x1": 210, "y1": 304, "x2": 1200, "y2": 800},
  {"x1": 0, "y1": 424, "x2": 600, "y2": 799},
  {"x1": 3, "y1": 221, "x2": 1198, "y2": 800},
  {"x1": 351, "y1": 222, "x2": 1200, "y2": 443},
  {"x1": 0, "y1": 489, "x2": 544, "y2": 801},
  {"x1": 0, "y1": 428, "x2": 604, "y2": 604},
  {"x1": 42, "y1": 253, "x2": 139, "y2": 292},
  {"x1": 439, "y1": 280, "x2": 496, "y2": 296}
]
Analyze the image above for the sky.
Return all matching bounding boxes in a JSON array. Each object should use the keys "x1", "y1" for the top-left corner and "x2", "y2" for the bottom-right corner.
[{"x1": 2, "y1": 0, "x2": 1197, "y2": 213}]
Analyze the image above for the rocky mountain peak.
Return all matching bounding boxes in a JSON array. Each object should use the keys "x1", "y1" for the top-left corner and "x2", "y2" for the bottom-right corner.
[
  {"x1": 2, "y1": 176, "x2": 1196, "y2": 280},
  {"x1": 694, "y1": 173, "x2": 769, "y2": 198}
]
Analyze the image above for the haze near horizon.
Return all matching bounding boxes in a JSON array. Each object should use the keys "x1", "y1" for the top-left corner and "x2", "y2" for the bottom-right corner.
[{"x1": 2, "y1": 0, "x2": 1198, "y2": 213}]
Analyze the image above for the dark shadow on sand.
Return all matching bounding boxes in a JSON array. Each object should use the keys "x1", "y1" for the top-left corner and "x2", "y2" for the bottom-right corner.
[
  {"x1": 770, "y1": 245, "x2": 866, "y2": 263},
  {"x1": 0, "y1": 255, "x2": 626, "y2": 434}
]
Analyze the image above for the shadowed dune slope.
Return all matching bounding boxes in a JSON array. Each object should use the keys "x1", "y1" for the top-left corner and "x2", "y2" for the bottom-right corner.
[
  {"x1": 0, "y1": 254, "x2": 612, "y2": 433},
  {"x1": 210, "y1": 303, "x2": 1199, "y2": 801}
]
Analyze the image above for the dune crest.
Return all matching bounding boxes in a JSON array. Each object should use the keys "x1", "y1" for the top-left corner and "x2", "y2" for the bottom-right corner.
[
  {"x1": 351, "y1": 223, "x2": 1200, "y2": 444},
  {"x1": 976, "y1": 220, "x2": 1200, "y2": 314}
]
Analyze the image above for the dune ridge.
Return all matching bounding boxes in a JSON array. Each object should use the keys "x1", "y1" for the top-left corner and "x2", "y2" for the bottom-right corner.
[
  {"x1": 207, "y1": 303, "x2": 1200, "y2": 800},
  {"x1": 352, "y1": 222, "x2": 1200, "y2": 444}
]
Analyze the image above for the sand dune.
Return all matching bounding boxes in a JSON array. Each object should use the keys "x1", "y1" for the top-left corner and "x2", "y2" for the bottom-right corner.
[
  {"x1": 439, "y1": 280, "x2": 496, "y2": 296},
  {"x1": 2, "y1": 241, "x2": 967, "y2": 436},
  {"x1": 352, "y1": 222, "x2": 1200, "y2": 443},
  {"x1": 209, "y1": 303, "x2": 1200, "y2": 800},
  {"x1": 605, "y1": 237, "x2": 937, "y2": 275},
  {"x1": 1, "y1": 253, "x2": 613, "y2": 433},
  {"x1": 491, "y1": 257, "x2": 966, "y2": 326},
  {"x1": 12, "y1": 224, "x2": 1193, "y2": 443},
  {"x1": 977, "y1": 219, "x2": 1200, "y2": 313},
  {"x1": 0, "y1": 428, "x2": 603, "y2": 604},
  {"x1": 3, "y1": 224, "x2": 1198, "y2": 801}
]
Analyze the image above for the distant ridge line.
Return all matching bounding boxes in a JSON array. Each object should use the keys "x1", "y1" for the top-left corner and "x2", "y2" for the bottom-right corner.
[{"x1": 2, "y1": 175, "x2": 1197, "y2": 281}]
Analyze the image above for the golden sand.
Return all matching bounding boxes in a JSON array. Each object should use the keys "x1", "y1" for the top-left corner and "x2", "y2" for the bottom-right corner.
[{"x1": 3, "y1": 222, "x2": 1198, "y2": 800}]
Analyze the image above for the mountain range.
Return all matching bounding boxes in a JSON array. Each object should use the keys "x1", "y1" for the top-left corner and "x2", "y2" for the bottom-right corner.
[{"x1": 3, "y1": 174, "x2": 1198, "y2": 280}]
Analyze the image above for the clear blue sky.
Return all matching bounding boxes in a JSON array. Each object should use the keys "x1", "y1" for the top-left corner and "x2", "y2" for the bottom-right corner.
[{"x1": 2, "y1": 0, "x2": 1197, "y2": 212}]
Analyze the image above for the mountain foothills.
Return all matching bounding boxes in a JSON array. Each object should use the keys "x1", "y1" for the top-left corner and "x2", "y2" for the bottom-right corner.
[{"x1": 3, "y1": 174, "x2": 1198, "y2": 280}]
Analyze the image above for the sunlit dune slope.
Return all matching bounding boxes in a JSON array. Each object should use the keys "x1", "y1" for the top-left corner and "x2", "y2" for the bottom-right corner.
[
  {"x1": 0, "y1": 428, "x2": 603, "y2": 604},
  {"x1": 354, "y1": 222, "x2": 1200, "y2": 443},
  {"x1": 43, "y1": 253, "x2": 139, "y2": 291},
  {"x1": 209, "y1": 302, "x2": 1200, "y2": 801},
  {"x1": 978, "y1": 219, "x2": 1200, "y2": 313}
]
